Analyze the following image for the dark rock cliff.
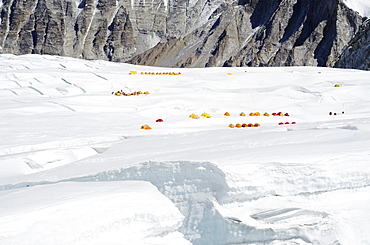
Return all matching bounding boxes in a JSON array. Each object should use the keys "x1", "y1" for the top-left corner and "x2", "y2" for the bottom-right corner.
[
  {"x1": 0, "y1": 0, "x2": 366, "y2": 69},
  {"x1": 335, "y1": 18, "x2": 370, "y2": 70},
  {"x1": 129, "y1": 0, "x2": 363, "y2": 68}
]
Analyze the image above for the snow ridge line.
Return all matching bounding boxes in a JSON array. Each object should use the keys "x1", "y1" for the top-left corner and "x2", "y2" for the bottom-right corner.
[
  {"x1": 61, "y1": 78, "x2": 86, "y2": 93},
  {"x1": 48, "y1": 101, "x2": 76, "y2": 111},
  {"x1": 2, "y1": 161, "x2": 370, "y2": 199}
]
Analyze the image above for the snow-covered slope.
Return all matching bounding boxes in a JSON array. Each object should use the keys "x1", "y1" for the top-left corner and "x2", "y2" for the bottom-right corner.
[
  {"x1": 344, "y1": 0, "x2": 370, "y2": 17},
  {"x1": 1, "y1": 54, "x2": 370, "y2": 244},
  {"x1": 0, "y1": 181, "x2": 189, "y2": 245}
]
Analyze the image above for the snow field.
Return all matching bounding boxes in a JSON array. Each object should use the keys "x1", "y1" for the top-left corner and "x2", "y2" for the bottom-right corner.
[{"x1": 0, "y1": 54, "x2": 370, "y2": 244}]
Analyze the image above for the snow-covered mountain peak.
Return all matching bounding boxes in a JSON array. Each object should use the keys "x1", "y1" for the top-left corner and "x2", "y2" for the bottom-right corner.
[{"x1": 343, "y1": 0, "x2": 370, "y2": 17}]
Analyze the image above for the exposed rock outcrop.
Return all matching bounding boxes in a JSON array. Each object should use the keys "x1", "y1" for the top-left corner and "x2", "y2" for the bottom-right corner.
[
  {"x1": 335, "y1": 18, "x2": 370, "y2": 70},
  {"x1": 0, "y1": 0, "x2": 366, "y2": 69}
]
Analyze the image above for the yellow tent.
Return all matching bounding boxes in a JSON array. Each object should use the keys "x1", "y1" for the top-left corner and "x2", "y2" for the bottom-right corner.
[{"x1": 201, "y1": 112, "x2": 211, "y2": 118}]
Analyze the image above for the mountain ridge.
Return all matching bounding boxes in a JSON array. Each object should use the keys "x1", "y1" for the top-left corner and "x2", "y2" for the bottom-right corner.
[{"x1": 0, "y1": 0, "x2": 368, "y2": 70}]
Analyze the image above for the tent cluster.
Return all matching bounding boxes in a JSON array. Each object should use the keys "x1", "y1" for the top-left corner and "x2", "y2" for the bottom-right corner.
[
  {"x1": 189, "y1": 113, "x2": 211, "y2": 119},
  {"x1": 329, "y1": 111, "x2": 344, "y2": 115},
  {"x1": 141, "y1": 111, "x2": 293, "y2": 130},
  {"x1": 141, "y1": 119, "x2": 164, "y2": 130},
  {"x1": 138, "y1": 71, "x2": 181, "y2": 75},
  {"x1": 248, "y1": 112, "x2": 262, "y2": 116},
  {"x1": 224, "y1": 112, "x2": 289, "y2": 117},
  {"x1": 278, "y1": 122, "x2": 296, "y2": 125},
  {"x1": 112, "y1": 90, "x2": 150, "y2": 96},
  {"x1": 229, "y1": 123, "x2": 261, "y2": 128},
  {"x1": 271, "y1": 112, "x2": 289, "y2": 116}
]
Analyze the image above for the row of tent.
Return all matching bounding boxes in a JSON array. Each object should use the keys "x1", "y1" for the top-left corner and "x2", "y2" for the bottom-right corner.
[
  {"x1": 189, "y1": 113, "x2": 211, "y2": 119},
  {"x1": 113, "y1": 90, "x2": 150, "y2": 96},
  {"x1": 189, "y1": 112, "x2": 291, "y2": 118},
  {"x1": 279, "y1": 122, "x2": 296, "y2": 125},
  {"x1": 229, "y1": 122, "x2": 297, "y2": 128},
  {"x1": 225, "y1": 112, "x2": 290, "y2": 116},
  {"x1": 129, "y1": 70, "x2": 182, "y2": 75},
  {"x1": 229, "y1": 123, "x2": 261, "y2": 128},
  {"x1": 329, "y1": 111, "x2": 344, "y2": 115},
  {"x1": 141, "y1": 121, "x2": 297, "y2": 130}
]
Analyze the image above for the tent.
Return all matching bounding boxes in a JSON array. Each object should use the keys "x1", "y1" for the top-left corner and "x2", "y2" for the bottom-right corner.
[
  {"x1": 189, "y1": 114, "x2": 200, "y2": 119},
  {"x1": 141, "y1": 124, "x2": 152, "y2": 130},
  {"x1": 201, "y1": 112, "x2": 211, "y2": 118},
  {"x1": 249, "y1": 112, "x2": 260, "y2": 116}
]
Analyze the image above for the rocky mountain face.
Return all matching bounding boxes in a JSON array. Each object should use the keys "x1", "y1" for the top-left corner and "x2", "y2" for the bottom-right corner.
[
  {"x1": 0, "y1": 0, "x2": 366, "y2": 69},
  {"x1": 335, "y1": 19, "x2": 370, "y2": 70}
]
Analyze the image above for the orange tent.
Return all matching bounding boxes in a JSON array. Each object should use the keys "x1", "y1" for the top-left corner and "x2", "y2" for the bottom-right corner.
[
  {"x1": 141, "y1": 124, "x2": 152, "y2": 130},
  {"x1": 189, "y1": 114, "x2": 200, "y2": 119}
]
